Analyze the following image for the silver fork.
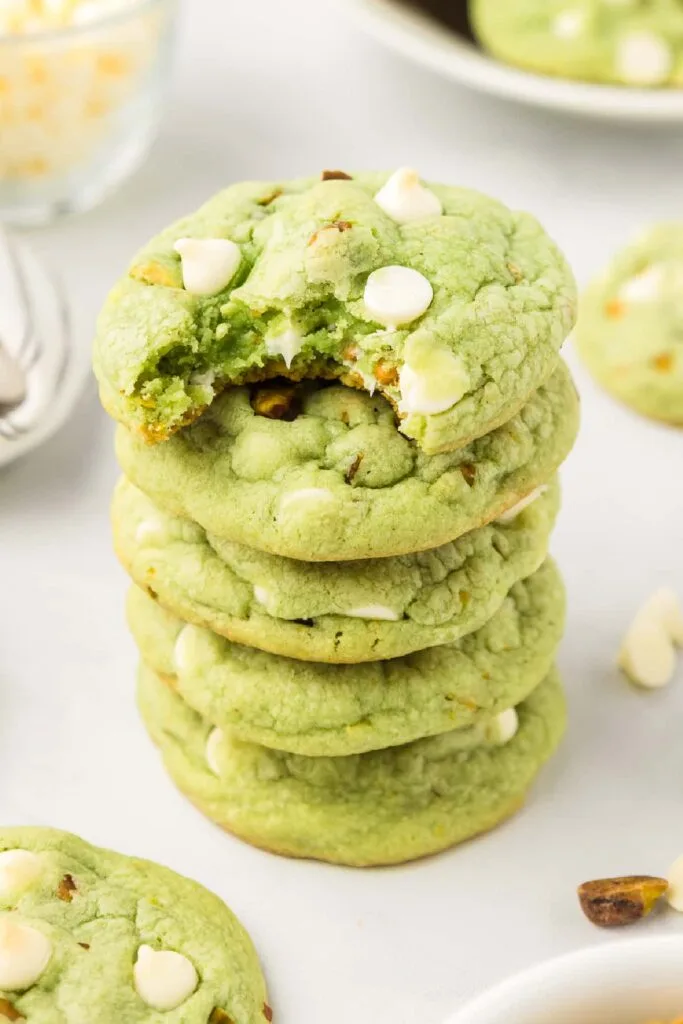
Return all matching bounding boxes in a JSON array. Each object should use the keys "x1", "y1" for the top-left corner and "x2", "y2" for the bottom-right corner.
[
  {"x1": 0, "y1": 341, "x2": 27, "y2": 416},
  {"x1": 0, "y1": 229, "x2": 68, "y2": 442}
]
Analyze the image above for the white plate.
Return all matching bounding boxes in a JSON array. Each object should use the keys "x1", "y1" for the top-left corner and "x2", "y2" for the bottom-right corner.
[
  {"x1": 0, "y1": 233, "x2": 90, "y2": 470},
  {"x1": 444, "y1": 935, "x2": 683, "y2": 1024},
  {"x1": 345, "y1": 0, "x2": 683, "y2": 123}
]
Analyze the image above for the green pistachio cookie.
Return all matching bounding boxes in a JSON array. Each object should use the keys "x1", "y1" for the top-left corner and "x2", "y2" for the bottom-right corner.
[
  {"x1": 116, "y1": 366, "x2": 578, "y2": 562},
  {"x1": 127, "y1": 558, "x2": 565, "y2": 756},
  {"x1": 471, "y1": 0, "x2": 683, "y2": 88},
  {"x1": 113, "y1": 475, "x2": 559, "y2": 663},
  {"x1": 576, "y1": 222, "x2": 683, "y2": 424},
  {"x1": 93, "y1": 170, "x2": 576, "y2": 453},
  {"x1": 138, "y1": 665, "x2": 565, "y2": 866},
  {"x1": 0, "y1": 827, "x2": 269, "y2": 1023}
]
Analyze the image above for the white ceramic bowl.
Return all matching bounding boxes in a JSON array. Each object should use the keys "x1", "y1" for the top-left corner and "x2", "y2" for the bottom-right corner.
[
  {"x1": 345, "y1": 0, "x2": 683, "y2": 123},
  {"x1": 444, "y1": 936, "x2": 683, "y2": 1024}
]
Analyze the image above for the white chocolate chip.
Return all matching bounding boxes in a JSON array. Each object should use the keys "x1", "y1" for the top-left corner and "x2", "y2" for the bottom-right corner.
[
  {"x1": 345, "y1": 605, "x2": 400, "y2": 621},
  {"x1": 265, "y1": 328, "x2": 303, "y2": 369},
  {"x1": 397, "y1": 351, "x2": 469, "y2": 416},
  {"x1": 279, "y1": 489, "x2": 336, "y2": 513},
  {"x1": 364, "y1": 266, "x2": 433, "y2": 329},
  {"x1": 552, "y1": 9, "x2": 586, "y2": 40},
  {"x1": 133, "y1": 944, "x2": 198, "y2": 1011},
  {"x1": 174, "y1": 625, "x2": 201, "y2": 674},
  {"x1": 134, "y1": 519, "x2": 165, "y2": 544},
  {"x1": 174, "y1": 238, "x2": 241, "y2": 296},
  {"x1": 645, "y1": 589, "x2": 683, "y2": 646},
  {"x1": 374, "y1": 168, "x2": 442, "y2": 224},
  {"x1": 0, "y1": 916, "x2": 51, "y2": 991},
  {"x1": 618, "y1": 590, "x2": 683, "y2": 688},
  {"x1": 616, "y1": 31, "x2": 672, "y2": 86},
  {"x1": 253, "y1": 585, "x2": 272, "y2": 609},
  {"x1": 487, "y1": 708, "x2": 519, "y2": 746},
  {"x1": 190, "y1": 369, "x2": 216, "y2": 389},
  {"x1": 0, "y1": 851, "x2": 42, "y2": 900},
  {"x1": 205, "y1": 728, "x2": 224, "y2": 777},
  {"x1": 497, "y1": 485, "x2": 548, "y2": 524},
  {"x1": 618, "y1": 265, "x2": 665, "y2": 303}
]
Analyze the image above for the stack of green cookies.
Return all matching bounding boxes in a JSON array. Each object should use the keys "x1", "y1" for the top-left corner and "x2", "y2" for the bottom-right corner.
[{"x1": 94, "y1": 170, "x2": 579, "y2": 867}]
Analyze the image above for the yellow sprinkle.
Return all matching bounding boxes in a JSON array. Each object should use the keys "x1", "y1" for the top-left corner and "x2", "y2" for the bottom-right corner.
[
  {"x1": 97, "y1": 51, "x2": 129, "y2": 76},
  {"x1": 24, "y1": 57, "x2": 48, "y2": 86},
  {"x1": 24, "y1": 102, "x2": 44, "y2": 122},
  {"x1": 17, "y1": 156, "x2": 49, "y2": 177},
  {"x1": 84, "y1": 96, "x2": 108, "y2": 118}
]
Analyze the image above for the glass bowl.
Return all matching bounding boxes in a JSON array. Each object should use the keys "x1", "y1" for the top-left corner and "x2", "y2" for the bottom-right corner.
[{"x1": 0, "y1": 0, "x2": 178, "y2": 225}]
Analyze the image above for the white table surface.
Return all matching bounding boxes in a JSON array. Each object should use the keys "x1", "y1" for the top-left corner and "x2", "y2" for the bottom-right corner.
[{"x1": 2, "y1": 2, "x2": 683, "y2": 1021}]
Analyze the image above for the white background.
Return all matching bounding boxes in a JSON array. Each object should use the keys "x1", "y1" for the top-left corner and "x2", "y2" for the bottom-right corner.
[{"x1": 2, "y1": 2, "x2": 683, "y2": 1021}]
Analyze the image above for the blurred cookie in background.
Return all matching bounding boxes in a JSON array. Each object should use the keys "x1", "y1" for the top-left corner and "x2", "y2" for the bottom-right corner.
[
  {"x1": 576, "y1": 223, "x2": 683, "y2": 425},
  {"x1": 469, "y1": 0, "x2": 683, "y2": 88}
]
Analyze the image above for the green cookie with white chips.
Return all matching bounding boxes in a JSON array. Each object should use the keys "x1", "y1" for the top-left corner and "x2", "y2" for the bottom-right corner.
[
  {"x1": 471, "y1": 0, "x2": 683, "y2": 88},
  {"x1": 0, "y1": 827, "x2": 269, "y2": 1024},
  {"x1": 93, "y1": 171, "x2": 576, "y2": 453},
  {"x1": 576, "y1": 222, "x2": 683, "y2": 425},
  {"x1": 127, "y1": 558, "x2": 565, "y2": 757},
  {"x1": 112, "y1": 475, "x2": 559, "y2": 663},
  {"x1": 137, "y1": 666, "x2": 566, "y2": 866},
  {"x1": 116, "y1": 367, "x2": 578, "y2": 562}
]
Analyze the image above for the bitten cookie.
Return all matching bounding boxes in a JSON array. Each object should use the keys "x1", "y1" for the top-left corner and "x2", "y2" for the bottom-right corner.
[
  {"x1": 94, "y1": 170, "x2": 576, "y2": 452},
  {"x1": 138, "y1": 667, "x2": 566, "y2": 866},
  {"x1": 471, "y1": 0, "x2": 683, "y2": 88},
  {"x1": 0, "y1": 827, "x2": 269, "y2": 1023},
  {"x1": 576, "y1": 222, "x2": 683, "y2": 424},
  {"x1": 115, "y1": 367, "x2": 579, "y2": 562}
]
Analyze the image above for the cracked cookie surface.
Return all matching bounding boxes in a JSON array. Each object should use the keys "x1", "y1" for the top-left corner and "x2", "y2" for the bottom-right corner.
[
  {"x1": 137, "y1": 666, "x2": 566, "y2": 866},
  {"x1": 116, "y1": 366, "x2": 578, "y2": 562},
  {"x1": 0, "y1": 827, "x2": 268, "y2": 1023},
  {"x1": 113, "y1": 476, "x2": 559, "y2": 662},
  {"x1": 94, "y1": 172, "x2": 575, "y2": 452},
  {"x1": 128, "y1": 559, "x2": 565, "y2": 756}
]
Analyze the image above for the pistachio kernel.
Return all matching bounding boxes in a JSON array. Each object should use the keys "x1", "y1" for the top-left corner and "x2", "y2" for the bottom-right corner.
[
  {"x1": 652, "y1": 352, "x2": 674, "y2": 373},
  {"x1": 374, "y1": 360, "x2": 399, "y2": 386},
  {"x1": 308, "y1": 220, "x2": 352, "y2": 246},
  {"x1": 460, "y1": 463, "x2": 476, "y2": 487},
  {"x1": 264, "y1": 1005, "x2": 274, "y2": 1022},
  {"x1": 257, "y1": 189, "x2": 282, "y2": 206},
  {"x1": 345, "y1": 453, "x2": 364, "y2": 483},
  {"x1": 209, "y1": 1010, "x2": 235, "y2": 1024},
  {"x1": 0, "y1": 998, "x2": 24, "y2": 1021},
  {"x1": 321, "y1": 169, "x2": 352, "y2": 181},
  {"x1": 251, "y1": 386, "x2": 299, "y2": 421},
  {"x1": 56, "y1": 874, "x2": 77, "y2": 902},
  {"x1": 130, "y1": 260, "x2": 180, "y2": 288},
  {"x1": 506, "y1": 261, "x2": 524, "y2": 283},
  {"x1": 578, "y1": 875, "x2": 668, "y2": 927}
]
